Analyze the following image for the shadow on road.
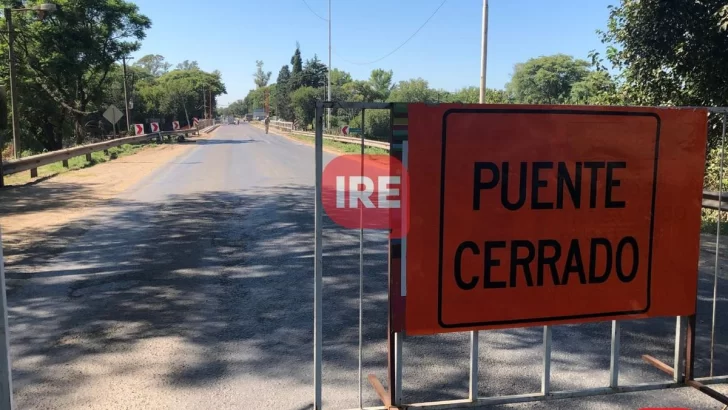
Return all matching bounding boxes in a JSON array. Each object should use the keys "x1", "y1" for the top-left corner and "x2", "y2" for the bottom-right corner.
[
  {"x1": 196, "y1": 139, "x2": 258, "y2": 145},
  {"x1": 0, "y1": 182, "x2": 107, "y2": 218},
  {"x1": 2, "y1": 184, "x2": 727, "y2": 408}
]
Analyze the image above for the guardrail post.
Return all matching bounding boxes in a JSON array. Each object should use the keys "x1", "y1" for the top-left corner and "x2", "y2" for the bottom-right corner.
[
  {"x1": 85, "y1": 153, "x2": 92, "y2": 163},
  {"x1": 29, "y1": 168, "x2": 37, "y2": 178},
  {"x1": 62, "y1": 159, "x2": 69, "y2": 168}
]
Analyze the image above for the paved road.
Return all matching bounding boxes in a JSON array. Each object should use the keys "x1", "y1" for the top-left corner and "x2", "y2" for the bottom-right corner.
[{"x1": 5, "y1": 124, "x2": 728, "y2": 409}]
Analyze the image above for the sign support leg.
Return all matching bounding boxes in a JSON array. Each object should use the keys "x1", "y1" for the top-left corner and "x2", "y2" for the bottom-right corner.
[
  {"x1": 674, "y1": 316, "x2": 685, "y2": 383},
  {"x1": 541, "y1": 326, "x2": 552, "y2": 395},
  {"x1": 314, "y1": 105, "x2": 324, "y2": 410},
  {"x1": 394, "y1": 332, "x2": 403, "y2": 405},
  {"x1": 610, "y1": 320, "x2": 620, "y2": 388},
  {"x1": 469, "y1": 331, "x2": 478, "y2": 401}
]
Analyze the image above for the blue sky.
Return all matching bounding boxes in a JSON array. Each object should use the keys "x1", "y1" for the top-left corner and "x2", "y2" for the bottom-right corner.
[{"x1": 131, "y1": 0, "x2": 617, "y2": 105}]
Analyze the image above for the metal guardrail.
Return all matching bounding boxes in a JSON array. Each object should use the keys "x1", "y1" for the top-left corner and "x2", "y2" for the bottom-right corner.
[
  {"x1": 1, "y1": 128, "x2": 202, "y2": 179},
  {"x1": 268, "y1": 120, "x2": 390, "y2": 150},
  {"x1": 702, "y1": 191, "x2": 728, "y2": 211}
]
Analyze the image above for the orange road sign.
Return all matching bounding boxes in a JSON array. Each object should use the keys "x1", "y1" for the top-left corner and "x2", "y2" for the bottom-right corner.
[{"x1": 404, "y1": 104, "x2": 708, "y2": 336}]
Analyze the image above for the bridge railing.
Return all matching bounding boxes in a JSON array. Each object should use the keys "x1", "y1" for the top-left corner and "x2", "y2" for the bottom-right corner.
[{"x1": 1, "y1": 128, "x2": 203, "y2": 183}]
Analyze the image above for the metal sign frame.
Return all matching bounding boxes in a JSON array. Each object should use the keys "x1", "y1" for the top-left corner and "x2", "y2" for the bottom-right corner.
[{"x1": 313, "y1": 102, "x2": 728, "y2": 409}]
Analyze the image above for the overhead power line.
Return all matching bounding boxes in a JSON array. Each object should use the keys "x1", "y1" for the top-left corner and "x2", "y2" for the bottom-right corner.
[
  {"x1": 302, "y1": 0, "x2": 328, "y2": 21},
  {"x1": 333, "y1": 0, "x2": 448, "y2": 66}
]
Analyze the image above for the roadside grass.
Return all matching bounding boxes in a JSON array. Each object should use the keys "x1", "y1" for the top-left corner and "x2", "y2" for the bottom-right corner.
[
  {"x1": 701, "y1": 219, "x2": 728, "y2": 236},
  {"x1": 3, "y1": 142, "x2": 160, "y2": 186},
  {"x1": 289, "y1": 133, "x2": 389, "y2": 155}
]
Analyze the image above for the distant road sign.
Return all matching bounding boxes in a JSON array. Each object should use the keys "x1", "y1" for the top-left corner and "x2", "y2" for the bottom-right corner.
[
  {"x1": 172, "y1": 121, "x2": 180, "y2": 130},
  {"x1": 150, "y1": 122, "x2": 159, "y2": 133},
  {"x1": 348, "y1": 127, "x2": 361, "y2": 134},
  {"x1": 133, "y1": 124, "x2": 144, "y2": 136},
  {"x1": 404, "y1": 104, "x2": 708, "y2": 336},
  {"x1": 341, "y1": 125, "x2": 349, "y2": 135},
  {"x1": 103, "y1": 105, "x2": 123, "y2": 125}
]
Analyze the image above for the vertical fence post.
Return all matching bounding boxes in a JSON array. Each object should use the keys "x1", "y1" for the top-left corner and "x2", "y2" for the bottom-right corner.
[
  {"x1": 710, "y1": 112, "x2": 726, "y2": 377},
  {"x1": 394, "y1": 332, "x2": 403, "y2": 405},
  {"x1": 358, "y1": 108, "x2": 365, "y2": 410},
  {"x1": 0, "y1": 230, "x2": 14, "y2": 410},
  {"x1": 541, "y1": 326, "x2": 552, "y2": 395},
  {"x1": 610, "y1": 320, "x2": 620, "y2": 388},
  {"x1": 674, "y1": 316, "x2": 686, "y2": 383},
  {"x1": 313, "y1": 104, "x2": 324, "y2": 410},
  {"x1": 686, "y1": 314, "x2": 697, "y2": 381}
]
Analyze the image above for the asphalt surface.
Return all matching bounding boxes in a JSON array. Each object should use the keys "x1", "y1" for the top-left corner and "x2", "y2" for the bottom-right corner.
[{"x1": 4, "y1": 123, "x2": 728, "y2": 409}]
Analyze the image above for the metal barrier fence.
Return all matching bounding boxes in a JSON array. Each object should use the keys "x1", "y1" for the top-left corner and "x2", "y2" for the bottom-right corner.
[
  {"x1": 267, "y1": 119, "x2": 390, "y2": 150},
  {"x1": 313, "y1": 102, "x2": 728, "y2": 409},
  {"x1": 0, "y1": 128, "x2": 208, "y2": 185}
]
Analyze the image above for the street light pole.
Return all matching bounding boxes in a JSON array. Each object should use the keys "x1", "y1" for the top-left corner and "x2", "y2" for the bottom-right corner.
[
  {"x1": 5, "y1": 8, "x2": 20, "y2": 159},
  {"x1": 479, "y1": 0, "x2": 489, "y2": 104}
]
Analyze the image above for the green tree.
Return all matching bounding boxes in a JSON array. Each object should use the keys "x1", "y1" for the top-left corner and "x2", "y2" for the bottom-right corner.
[
  {"x1": 254, "y1": 60, "x2": 272, "y2": 88},
  {"x1": 147, "y1": 67, "x2": 226, "y2": 126},
  {"x1": 176, "y1": 60, "x2": 200, "y2": 71},
  {"x1": 134, "y1": 54, "x2": 171, "y2": 77},
  {"x1": 369, "y1": 69, "x2": 393, "y2": 101},
  {"x1": 449, "y1": 87, "x2": 512, "y2": 104},
  {"x1": 569, "y1": 71, "x2": 620, "y2": 105},
  {"x1": 349, "y1": 110, "x2": 391, "y2": 141},
  {"x1": 290, "y1": 43, "x2": 304, "y2": 90},
  {"x1": 301, "y1": 55, "x2": 328, "y2": 88},
  {"x1": 506, "y1": 54, "x2": 590, "y2": 104},
  {"x1": 388, "y1": 78, "x2": 437, "y2": 102},
  {"x1": 275, "y1": 65, "x2": 293, "y2": 120},
  {"x1": 600, "y1": 0, "x2": 728, "y2": 108},
  {"x1": 221, "y1": 100, "x2": 246, "y2": 117},
  {"x1": 330, "y1": 68, "x2": 352, "y2": 87},
  {"x1": 291, "y1": 86, "x2": 320, "y2": 128},
  {"x1": 6, "y1": 0, "x2": 152, "y2": 144},
  {"x1": 342, "y1": 80, "x2": 379, "y2": 102}
]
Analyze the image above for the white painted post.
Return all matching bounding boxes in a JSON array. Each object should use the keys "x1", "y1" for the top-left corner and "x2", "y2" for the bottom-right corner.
[{"x1": 610, "y1": 321, "x2": 620, "y2": 388}]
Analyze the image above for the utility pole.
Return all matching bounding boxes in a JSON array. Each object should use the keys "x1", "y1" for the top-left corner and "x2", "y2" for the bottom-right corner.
[
  {"x1": 479, "y1": 0, "x2": 489, "y2": 104},
  {"x1": 209, "y1": 89, "x2": 213, "y2": 120},
  {"x1": 327, "y1": 0, "x2": 331, "y2": 131},
  {"x1": 5, "y1": 8, "x2": 20, "y2": 159},
  {"x1": 202, "y1": 86, "x2": 207, "y2": 120},
  {"x1": 122, "y1": 56, "x2": 133, "y2": 133}
]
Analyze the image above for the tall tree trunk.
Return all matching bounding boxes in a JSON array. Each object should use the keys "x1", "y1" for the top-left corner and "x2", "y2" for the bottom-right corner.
[{"x1": 74, "y1": 112, "x2": 86, "y2": 145}]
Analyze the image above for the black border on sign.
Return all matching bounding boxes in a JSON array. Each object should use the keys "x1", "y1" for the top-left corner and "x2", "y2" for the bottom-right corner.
[{"x1": 436, "y1": 108, "x2": 661, "y2": 330}]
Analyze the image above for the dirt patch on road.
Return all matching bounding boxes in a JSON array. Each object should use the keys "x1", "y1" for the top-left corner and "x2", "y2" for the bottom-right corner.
[{"x1": 0, "y1": 133, "x2": 214, "y2": 267}]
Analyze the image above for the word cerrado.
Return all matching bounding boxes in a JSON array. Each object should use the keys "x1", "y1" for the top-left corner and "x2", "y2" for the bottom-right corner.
[{"x1": 454, "y1": 160, "x2": 638, "y2": 290}]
